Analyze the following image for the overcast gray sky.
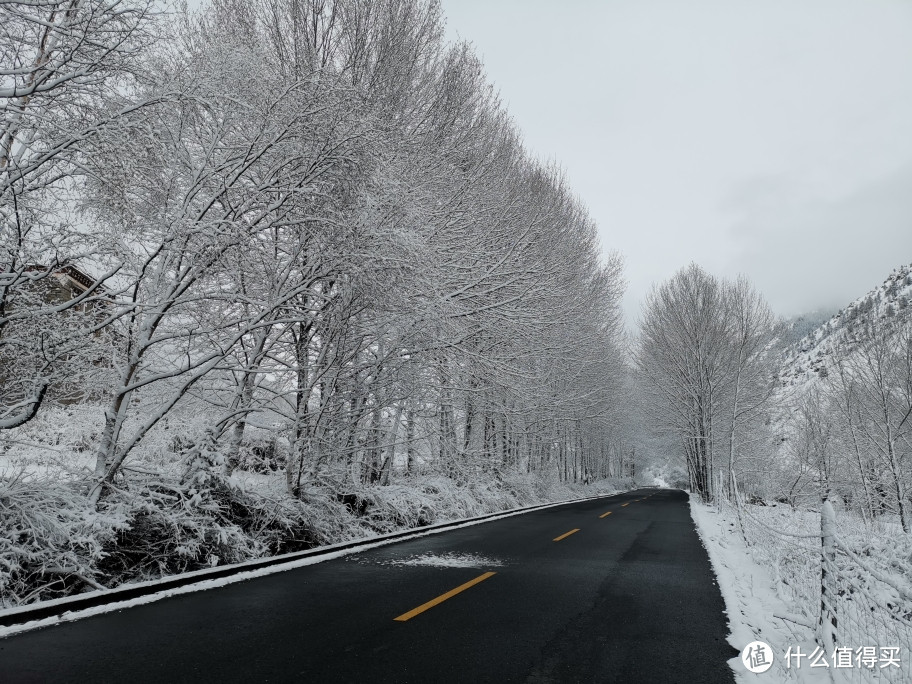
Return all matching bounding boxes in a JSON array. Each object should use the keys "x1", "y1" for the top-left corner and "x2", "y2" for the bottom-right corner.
[{"x1": 440, "y1": 0, "x2": 912, "y2": 327}]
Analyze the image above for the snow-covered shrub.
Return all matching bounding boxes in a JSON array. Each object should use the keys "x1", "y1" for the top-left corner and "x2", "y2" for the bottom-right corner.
[
  {"x1": 1, "y1": 436, "x2": 632, "y2": 605},
  {"x1": 0, "y1": 474, "x2": 122, "y2": 607},
  {"x1": 97, "y1": 481, "x2": 256, "y2": 583},
  {"x1": 96, "y1": 470, "x2": 328, "y2": 585},
  {"x1": 320, "y1": 472, "x2": 633, "y2": 537},
  {"x1": 234, "y1": 435, "x2": 286, "y2": 474}
]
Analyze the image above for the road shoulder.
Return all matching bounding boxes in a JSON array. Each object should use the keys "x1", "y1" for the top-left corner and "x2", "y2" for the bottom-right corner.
[{"x1": 689, "y1": 496, "x2": 818, "y2": 682}]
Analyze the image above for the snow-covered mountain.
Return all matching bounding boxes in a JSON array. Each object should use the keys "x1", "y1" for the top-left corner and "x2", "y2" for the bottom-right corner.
[{"x1": 780, "y1": 263, "x2": 912, "y2": 387}]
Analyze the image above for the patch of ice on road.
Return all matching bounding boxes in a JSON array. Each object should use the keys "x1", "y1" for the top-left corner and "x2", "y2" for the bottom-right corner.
[{"x1": 385, "y1": 552, "x2": 502, "y2": 568}]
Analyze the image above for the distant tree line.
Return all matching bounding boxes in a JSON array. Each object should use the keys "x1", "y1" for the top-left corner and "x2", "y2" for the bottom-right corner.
[
  {"x1": 635, "y1": 264, "x2": 777, "y2": 501},
  {"x1": 636, "y1": 263, "x2": 912, "y2": 534}
]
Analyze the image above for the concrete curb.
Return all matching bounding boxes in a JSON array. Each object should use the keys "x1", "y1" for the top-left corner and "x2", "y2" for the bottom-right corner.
[{"x1": 0, "y1": 490, "x2": 632, "y2": 629}]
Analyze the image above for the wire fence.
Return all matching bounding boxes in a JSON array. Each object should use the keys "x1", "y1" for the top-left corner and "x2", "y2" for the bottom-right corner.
[{"x1": 721, "y1": 476, "x2": 912, "y2": 682}]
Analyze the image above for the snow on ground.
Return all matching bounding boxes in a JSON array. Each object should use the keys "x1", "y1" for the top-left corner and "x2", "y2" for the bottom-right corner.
[
  {"x1": 365, "y1": 552, "x2": 504, "y2": 568},
  {"x1": 690, "y1": 497, "x2": 837, "y2": 683}
]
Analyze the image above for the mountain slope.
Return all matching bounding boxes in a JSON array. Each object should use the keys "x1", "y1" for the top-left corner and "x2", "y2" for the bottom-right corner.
[{"x1": 780, "y1": 263, "x2": 912, "y2": 386}]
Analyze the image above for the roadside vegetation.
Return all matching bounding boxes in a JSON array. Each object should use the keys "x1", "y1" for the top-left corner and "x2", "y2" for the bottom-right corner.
[{"x1": 0, "y1": 0, "x2": 635, "y2": 606}]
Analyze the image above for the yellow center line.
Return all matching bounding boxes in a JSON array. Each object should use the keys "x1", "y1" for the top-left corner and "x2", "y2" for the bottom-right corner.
[
  {"x1": 599, "y1": 511, "x2": 612, "y2": 518},
  {"x1": 621, "y1": 502, "x2": 629, "y2": 507},
  {"x1": 553, "y1": 528, "x2": 580, "y2": 542},
  {"x1": 394, "y1": 571, "x2": 497, "y2": 622}
]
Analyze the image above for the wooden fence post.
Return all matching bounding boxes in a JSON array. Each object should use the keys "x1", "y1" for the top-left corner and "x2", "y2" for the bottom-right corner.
[{"x1": 819, "y1": 498, "x2": 838, "y2": 650}]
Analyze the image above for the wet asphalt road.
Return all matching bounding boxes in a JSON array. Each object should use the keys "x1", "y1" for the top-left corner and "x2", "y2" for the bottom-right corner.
[{"x1": 0, "y1": 488, "x2": 737, "y2": 683}]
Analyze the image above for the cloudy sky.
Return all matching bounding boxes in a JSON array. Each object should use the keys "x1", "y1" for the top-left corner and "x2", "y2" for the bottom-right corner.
[{"x1": 439, "y1": 0, "x2": 912, "y2": 327}]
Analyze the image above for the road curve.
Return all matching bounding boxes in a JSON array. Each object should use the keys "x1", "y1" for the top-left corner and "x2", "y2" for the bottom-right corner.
[{"x1": 0, "y1": 488, "x2": 736, "y2": 683}]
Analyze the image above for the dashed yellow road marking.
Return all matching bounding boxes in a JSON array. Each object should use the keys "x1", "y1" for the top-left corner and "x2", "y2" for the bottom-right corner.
[
  {"x1": 621, "y1": 503, "x2": 629, "y2": 507},
  {"x1": 394, "y1": 572, "x2": 496, "y2": 622},
  {"x1": 553, "y1": 528, "x2": 580, "y2": 542},
  {"x1": 599, "y1": 511, "x2": 612, "y2": 518}
]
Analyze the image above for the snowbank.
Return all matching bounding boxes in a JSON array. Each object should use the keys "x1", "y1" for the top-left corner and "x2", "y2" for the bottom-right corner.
[{"x1": 689, "y1": 497, "x2": 831, "y2": 682}]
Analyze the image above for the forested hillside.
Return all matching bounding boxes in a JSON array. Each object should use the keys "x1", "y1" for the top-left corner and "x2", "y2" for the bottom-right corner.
[
  {"x1": 0, "y1": 0, "x2": 634, "y2": 606},
  {"x1": 781, "y1": 263, "x2": 912, "y2": 386},
  {"x1": 771, "y1": 263, "x2": 912, "y2": 530}
]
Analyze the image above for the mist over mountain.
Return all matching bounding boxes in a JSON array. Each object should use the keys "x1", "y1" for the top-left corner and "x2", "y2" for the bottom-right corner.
[
  {"x1": 779, "y1": 307, "x2": 840, "y2": 348},
  {"x1": 780, "y1": 263, "x2": 912, "y2": 386}
]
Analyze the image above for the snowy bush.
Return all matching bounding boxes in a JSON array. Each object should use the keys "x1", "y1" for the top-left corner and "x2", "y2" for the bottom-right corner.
[
  {"x1": 0, "y1": 463, "x2": 633, "y2": 607},
  {"x1": 0, "y1": 475, "x2": 121, "y2": 607}
]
